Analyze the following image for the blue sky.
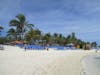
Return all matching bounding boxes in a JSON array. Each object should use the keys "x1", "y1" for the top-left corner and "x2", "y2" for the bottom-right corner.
[{"x1": 0, "y1": 0, "x2": 100, "y2": 44}]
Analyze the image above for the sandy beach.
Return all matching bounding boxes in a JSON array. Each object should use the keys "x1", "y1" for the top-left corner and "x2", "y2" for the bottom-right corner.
[
  {"x1": 0, "y1": 45, "x2": 99, "y2": 75},
  {"x1": 82, "y1": 54, "x2": 100, "y2": 75}
]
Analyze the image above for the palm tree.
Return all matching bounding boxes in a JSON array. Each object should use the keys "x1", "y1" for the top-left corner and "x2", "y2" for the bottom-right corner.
[
  {"x1": 9, "y1": 14, "x2": 34, "y2": 40},
  {"x1": 53, "y1": 33, "x2": 58, "y2": 38},
  {"x1": 91, "y1": 41, "x2": 97, "y2": 48},
  {"x1": 25, "y1": 29, "x2": 41, "y2": 44},
  {"x1": 7, "y1": 28, "x2": 17, "y2": 40},
  {"x1": 70, "y1": 32, "x2": 77, "y2": 43},
  {"x1": 0, "y1": 26, "x2": 3, "y2": 31},
  {"x1": 52, "y1": 33, "x2": 59, "y2": 45},
  {"x1": 71, "y1": 32, "x2": 75, "y2": 39},
  {"x1": 0, "y1": 26, "x2": 3, "y2": 36},
  {"x1": 58, "y1": 34, "x2": 65, "y2": 45},
  {"x1": 66, "y1": 35, "x2": 71, "y2": 43},
  {"x1": 42, "y1": 33, "x2": 51, "y2": 44},
  {"x1": 26, "y1": 24, "x2": 34, "y2": 31}
]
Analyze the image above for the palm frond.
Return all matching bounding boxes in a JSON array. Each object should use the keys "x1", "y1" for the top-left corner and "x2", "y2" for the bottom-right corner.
[
  {"x1": 9, "y1": 19, "x2": 20, "y2": 26},
  {"x1": 7, "y1": 28, "x2": 16, "y2": 33},
  {"x1": 26, "y1": 24, "x2": 34, "y2": 30},
  {"x1": 16, "y1": 14, "x2": 26, "y2": 22},
  {"x1": 0, "y1": 26, "x2": 3, "y2": 29}
]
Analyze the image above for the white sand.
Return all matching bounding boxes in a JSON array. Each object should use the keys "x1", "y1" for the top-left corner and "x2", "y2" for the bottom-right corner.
[
  {"x1": 0, "y1": 45, "x2": 98, "y2": 75},
  {"x1": 82, "y1": 54, "x2": 100, "y2": 75}
]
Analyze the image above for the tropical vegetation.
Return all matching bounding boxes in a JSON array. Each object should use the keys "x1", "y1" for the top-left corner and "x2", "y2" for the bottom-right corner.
[
  {"x1": 0, "y1": 26, "x2": 3, "y2": 35},
  {"x1": 0, "y1": 14, "x2": 98, "y2": 49},
  {"x1": 9, "y1": 14, "x2": 34, "y2": 40}
]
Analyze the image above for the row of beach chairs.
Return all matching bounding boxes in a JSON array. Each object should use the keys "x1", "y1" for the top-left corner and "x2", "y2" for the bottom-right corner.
[{"x1": 16, "y1": 44, "x2": 76, "y2": 50}]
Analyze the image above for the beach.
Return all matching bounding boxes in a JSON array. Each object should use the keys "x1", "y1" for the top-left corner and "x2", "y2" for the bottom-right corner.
[
  {"x1": 0, "y1": 45, "x2": 99, "y2": 75},
  {"x1": 82, "y1": 54, "x2": 100, "y2": 75}
]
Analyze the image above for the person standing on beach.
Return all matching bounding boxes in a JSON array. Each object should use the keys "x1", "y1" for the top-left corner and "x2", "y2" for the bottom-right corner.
[
  {"x1": 46, "y1": 43, "x2": 49, "y2": 51},
  {"x1": 24, "y1": 44, "x2": 27, "y2": 51},
  {"x1": 95, "y1": 47, "x2": 99, "y2": 53}
]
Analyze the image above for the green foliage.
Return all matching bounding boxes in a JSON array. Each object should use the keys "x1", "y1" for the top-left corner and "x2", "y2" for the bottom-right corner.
[
  {"x1": 91, "y1": 41, "x2": 97, "y2": 48},
  {"x1": 42, "y1": 33, "x2": 51, "y2": 43},
  {"x1": 0, "y1": 37, "x2": 8, "y2": 44},
  {"x1": 0, "y1": 26, "x2": 3, "y2": 36},
  {"x1": 5, "y1": 14, "x2": 96, "y2": 49},
  {"x1": 25, "y1": 29, "x2": 41, "y2": 43},
  {"x1": 9, "y1": 14, "x2": 34, "y2": 41},
  {"x1": 7, "y1": 28, "x2": 18, "y2": 40},
  {"x1": 0, "y1": 26, "x2": 3, "y2": 32},
  {"x1": 66, "y1": 32, "x2": 77, "y2": 43}
]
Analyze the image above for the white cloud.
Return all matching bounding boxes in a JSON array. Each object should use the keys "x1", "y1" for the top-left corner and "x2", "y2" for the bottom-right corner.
[{"x1": 0, "y1": 0, "x2": 100, "y2": 42}]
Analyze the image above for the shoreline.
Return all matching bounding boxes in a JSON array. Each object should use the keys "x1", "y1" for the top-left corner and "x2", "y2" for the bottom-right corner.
[
  {"x1": 0, "y1": 45, "x2": 98, "y2": 75},
  {"x1": 81, "y1": 53, "x2": 100, "y2": 75}
]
